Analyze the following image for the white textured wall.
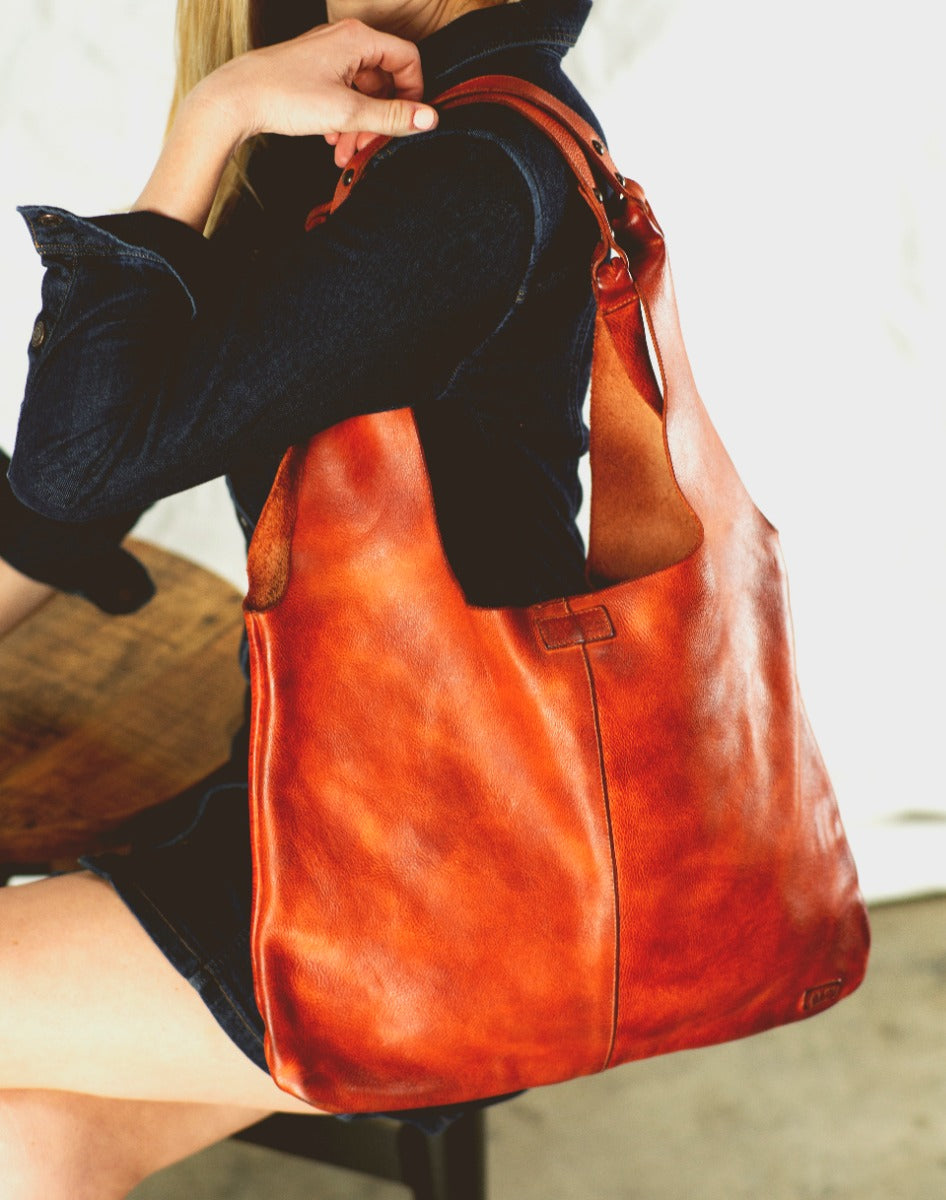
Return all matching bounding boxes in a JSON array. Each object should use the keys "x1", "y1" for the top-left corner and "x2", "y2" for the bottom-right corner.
[{"x1": 1, "y1": 1, "x2": 943, "y2": 900}]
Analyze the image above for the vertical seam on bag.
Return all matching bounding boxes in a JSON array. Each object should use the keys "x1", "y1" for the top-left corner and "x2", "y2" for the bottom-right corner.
[{"x1": 566, "y1": 599, "x2": 620, "y2": 1070}]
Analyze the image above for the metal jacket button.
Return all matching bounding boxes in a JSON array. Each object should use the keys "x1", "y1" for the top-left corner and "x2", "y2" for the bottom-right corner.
[{"x1": 30, "y1": 318, "x2": 47, "y2": 350}]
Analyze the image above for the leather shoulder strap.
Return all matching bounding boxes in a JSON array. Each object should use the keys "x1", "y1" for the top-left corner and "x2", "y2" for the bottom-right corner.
[
  {"x1": 328, "y1": 74, "x2": 642, "y2": 289},
  {"x1": 322, "y1": 75, "x2": 724, "y2": 583}
]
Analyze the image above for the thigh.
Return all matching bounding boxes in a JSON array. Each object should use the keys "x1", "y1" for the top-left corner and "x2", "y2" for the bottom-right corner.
[
  {"x1": 0, "y1": 872, "x2": 319, "y2": 1113},
  {"x1": 0, "y1": 1089, "x2": 272, "y2": 1200}
]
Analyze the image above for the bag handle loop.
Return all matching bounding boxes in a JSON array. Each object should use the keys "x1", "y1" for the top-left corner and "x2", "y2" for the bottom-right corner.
[
  {"x1": 329, "y1": 74, "x2": 656, "y2": 296},
  {"x1": 325, "y1": 75, "x2": 719, "y2": 576},
  {"x1": 325, "y1": 78, "x2": 683, "y2": 398}
]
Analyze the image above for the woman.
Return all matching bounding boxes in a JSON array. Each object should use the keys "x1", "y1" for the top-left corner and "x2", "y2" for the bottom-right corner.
[{"x1": 0, "y1": 0, "x2": 606, "y2": 1194}]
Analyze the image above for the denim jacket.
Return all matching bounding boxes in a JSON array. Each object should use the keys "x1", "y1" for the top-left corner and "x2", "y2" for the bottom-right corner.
[{"x1": 1, "y1": 0, "x2": 607, "y2": 615}]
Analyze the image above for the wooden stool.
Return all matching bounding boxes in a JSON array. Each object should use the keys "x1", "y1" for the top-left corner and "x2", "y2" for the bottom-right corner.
[{"x1": 0, "y1": 539, "x2": 486, "y2": 1200}]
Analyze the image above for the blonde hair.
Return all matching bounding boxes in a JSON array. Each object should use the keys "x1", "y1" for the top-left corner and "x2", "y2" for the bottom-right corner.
[
  {"x1": 168, "y1": 0, "x2": 518, "y2": 236},
  {"x1": 168, "y1": 0, "x2": 257, "y2": 236}
]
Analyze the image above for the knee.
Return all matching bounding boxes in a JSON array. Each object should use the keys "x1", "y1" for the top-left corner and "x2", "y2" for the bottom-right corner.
[{"x1": 0, "y1": 1090, "x2": 145, "y2": 1200}]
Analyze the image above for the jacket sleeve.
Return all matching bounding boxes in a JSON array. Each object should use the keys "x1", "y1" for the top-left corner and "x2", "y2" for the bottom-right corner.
[
  {"x1": 8, "y1": 128, "x2": 543, "y2": 523},
  {"x1": 0, "y1": 448, "x2": 154, "y2": 612}
]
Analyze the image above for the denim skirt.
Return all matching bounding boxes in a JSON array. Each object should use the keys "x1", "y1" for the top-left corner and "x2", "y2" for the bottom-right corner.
[{"x1": 81, "y1": 720, "x2": 520, "y2": 1135}]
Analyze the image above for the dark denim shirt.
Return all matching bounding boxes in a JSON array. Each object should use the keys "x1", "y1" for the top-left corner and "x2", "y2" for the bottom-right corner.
[{"x1": 1, "y1": 0, "x2": 607, "y2": 617}]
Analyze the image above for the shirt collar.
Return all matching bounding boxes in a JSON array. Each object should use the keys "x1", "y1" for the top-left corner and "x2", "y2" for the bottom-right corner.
[
  {"x1": 417, "y1": 1, "x2": 592, "y2": 91},
  {"x1": 271, "y1": 3, "x2": 592, "y2": 91}
]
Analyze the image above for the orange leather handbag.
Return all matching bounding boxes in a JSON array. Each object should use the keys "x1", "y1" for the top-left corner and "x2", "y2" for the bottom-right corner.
[{"x1": 243, "y1": 76, "x2": 870, "y2": 1113}]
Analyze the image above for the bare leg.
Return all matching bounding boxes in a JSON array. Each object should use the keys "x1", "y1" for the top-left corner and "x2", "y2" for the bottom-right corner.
[
  {"x1": 0, "y1": 1090, "x2": 268, "y2": 1200},
  {"x1": 0, "y1": 870, "x2": 330, "y2": 1196},
  {"x1": 0, "y1": 871, "x2": 322, "y2": 1109},
  {"x1": 0, "y1": 557, "x2": 54, "y2": 638}
]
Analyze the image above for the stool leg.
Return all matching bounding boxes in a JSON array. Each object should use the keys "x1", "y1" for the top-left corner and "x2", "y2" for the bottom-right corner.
[{"x1": 397, "y1": 1109, "x2": 486, "y2": 1200}]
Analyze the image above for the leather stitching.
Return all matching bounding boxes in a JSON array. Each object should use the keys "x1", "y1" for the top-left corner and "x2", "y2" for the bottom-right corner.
[{"x1": 564, "y1": 596, "x2": 621, "y2": 1072}]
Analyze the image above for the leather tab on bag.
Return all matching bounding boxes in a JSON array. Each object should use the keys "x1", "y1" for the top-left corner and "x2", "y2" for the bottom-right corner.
[{"x1": 537, "y1": 605, "x2": 615, "y2": 650}]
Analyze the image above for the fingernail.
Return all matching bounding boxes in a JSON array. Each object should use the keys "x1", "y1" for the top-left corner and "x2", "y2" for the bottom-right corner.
[{"x1": 413, "y1": 108, "x2": 436, "y2": 131}]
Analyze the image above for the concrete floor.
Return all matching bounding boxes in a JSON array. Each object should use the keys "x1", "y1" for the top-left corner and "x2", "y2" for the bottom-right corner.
[{"x1": 130, "y1": 897, "x2": 945, "y2": 1200}]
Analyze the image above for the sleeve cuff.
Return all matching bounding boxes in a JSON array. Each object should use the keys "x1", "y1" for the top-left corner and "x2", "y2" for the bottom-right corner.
[
  {"x1": 0, "y1": 449, "x2": 155, "y2": 614},
  {"x1": 17, "y1": 205, "x2": 221, "y2": 317}
]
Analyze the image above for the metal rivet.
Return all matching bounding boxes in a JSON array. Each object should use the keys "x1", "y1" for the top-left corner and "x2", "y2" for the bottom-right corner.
[
  {"x1": 342, "y1": 169, "x2": 355, "y2": 186},
  {"x1": 592, "y1": 139, "x2": 605, "y2": 155},
  {"x1": 30, "y1": 318, "x2": 47, "y2": 350},
  {"x1": 593, "y1": 187, "x2": 606, "y2": 204},
  {"x1": 615, "y1": 172, "x2": 626, "y2": 187},
  {"x1": 36, "y1": 212, "x2": 63, "y2": 228}
]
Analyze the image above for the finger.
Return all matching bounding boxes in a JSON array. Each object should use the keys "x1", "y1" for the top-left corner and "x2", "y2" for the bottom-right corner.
[
  {"x1": 342, "y1": 92, "x2": 437, "y2": 138},
  {"x1": 334, "y1": 131, "x2": 360, "y2": 169},
  {"x1": 351, "y1": 65, "x2": 394, "y2": 100},
  {"x1": 328, "y1": 22, "x2": 436, "y2": 142},
  {"x1": 334, "y1": 132, "x2": 378, "y2": 169},
  {"x1": 334, "y1": 130, "x2": 385, "y2": 169},
  {"x1": 351, "y1": 26, "x2": 427, "y2": 102},
  {"x1": 324, "y1": 131, "x2": 340, "y2": 146}
]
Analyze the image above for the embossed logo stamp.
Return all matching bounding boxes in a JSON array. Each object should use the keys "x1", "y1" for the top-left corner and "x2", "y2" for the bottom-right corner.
[
  {"x1": 803, "y1": 979, "x2": 843, "y2": 1012},
  {"x1": 537, "y1": 605, "x2": 615, "y2": 650}
]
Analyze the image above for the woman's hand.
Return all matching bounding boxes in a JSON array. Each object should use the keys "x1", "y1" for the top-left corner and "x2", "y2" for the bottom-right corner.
[
  {"x1": 133, "y1": 19, "x2": 438, "y2": 231},
  {"x1": 321, "y1": 59, "x2": 421, "y2": 170},
  {"x1": 203, "y1": 18, "x2": 437, "y2": 155}
]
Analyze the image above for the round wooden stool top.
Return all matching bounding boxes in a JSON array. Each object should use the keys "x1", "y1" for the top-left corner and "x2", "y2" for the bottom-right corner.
[{"x1": 0, "y1": 540, "x2": 247, "y2": 872}]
